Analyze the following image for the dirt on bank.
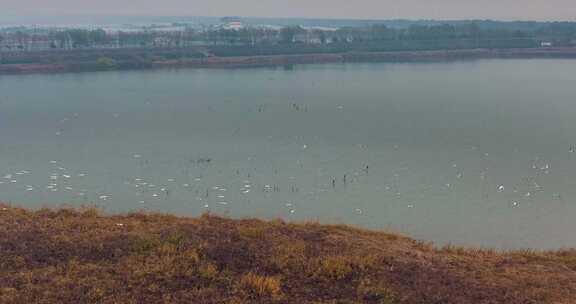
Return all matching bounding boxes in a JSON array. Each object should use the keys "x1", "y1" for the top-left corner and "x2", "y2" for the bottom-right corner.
[
  {"x1": 2, "y1": 47, "x2": 576, "y2": 75},
  {"x1": 0, "y1": 204, "x2": 575, "y2": 304},
  {"x1": 164, "y1": 47, "x2": 576, "y2": 68}
]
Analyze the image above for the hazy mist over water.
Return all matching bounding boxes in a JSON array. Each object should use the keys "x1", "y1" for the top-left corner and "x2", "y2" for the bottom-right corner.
[{"x1": 1, "y1": 59, "x2": 576, "y2": 250}]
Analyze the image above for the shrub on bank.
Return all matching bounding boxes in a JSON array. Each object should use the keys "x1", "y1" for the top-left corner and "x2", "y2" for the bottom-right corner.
[{"x1": 95, "y1": 57, "x2": 117, "y2": 69}]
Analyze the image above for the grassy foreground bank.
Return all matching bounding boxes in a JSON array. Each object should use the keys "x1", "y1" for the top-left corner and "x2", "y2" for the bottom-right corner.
[{"x1": 0, "y1": 205, "x2": 575, "y2": 303}]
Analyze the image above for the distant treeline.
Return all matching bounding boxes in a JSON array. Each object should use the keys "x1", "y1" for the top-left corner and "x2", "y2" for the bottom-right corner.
[
  {"x1": 1, "y1": 21, "x2": 575, "y2": 56},
  {"x1": 210, "y1": 22, "x2": 575, "y2": 56}
]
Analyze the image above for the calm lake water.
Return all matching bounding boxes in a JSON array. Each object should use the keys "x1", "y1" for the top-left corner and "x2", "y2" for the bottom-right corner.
[{"x1": 1, "y1": 59, "x2": 576, "y2": 249}]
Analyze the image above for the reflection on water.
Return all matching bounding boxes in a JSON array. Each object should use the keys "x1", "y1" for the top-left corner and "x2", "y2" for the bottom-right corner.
[{"x1": 1, "y1": 59, "x2": 576, "y2": 249}]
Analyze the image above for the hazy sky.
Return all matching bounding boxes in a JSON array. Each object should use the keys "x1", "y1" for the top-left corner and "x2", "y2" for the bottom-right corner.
[{"x1": 2, "y1": 0, "x2": 576, "y2": 21}]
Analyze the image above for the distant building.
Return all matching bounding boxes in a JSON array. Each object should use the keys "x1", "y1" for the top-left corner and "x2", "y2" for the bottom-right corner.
[
  {"x1": 220, "y1": 17, "x2": 243, "y2": 31},
  {"x1": 152, "y1": 37, "x2": 173, "y2": 47},
  {"x1": 0, "y1": 36, "x2": 54, "y2": 51},
  {"x1": 292, "y1": 31, "x2": 329, "y2": 44}
]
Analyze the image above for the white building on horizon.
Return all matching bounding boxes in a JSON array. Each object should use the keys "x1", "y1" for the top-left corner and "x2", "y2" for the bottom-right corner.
[{"x1": 220, "y1": 17, "x2": 244, "y2": 31}]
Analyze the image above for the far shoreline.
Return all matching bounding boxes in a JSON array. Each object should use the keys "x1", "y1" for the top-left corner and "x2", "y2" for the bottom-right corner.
[{"x1": 2, "y1": 47, "x2": 576, "y2": 75}]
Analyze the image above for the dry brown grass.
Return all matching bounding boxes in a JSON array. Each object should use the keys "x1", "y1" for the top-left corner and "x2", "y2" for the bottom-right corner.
[
  {"x1": 238, "y1": 273, "x2": 283, "y2": 299},
  {"x1": 1, "y1": 204, "x2": 576, "y2": 303}
]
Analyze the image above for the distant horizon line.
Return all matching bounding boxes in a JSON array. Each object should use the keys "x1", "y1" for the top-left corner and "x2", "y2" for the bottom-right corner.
[{"x1": 1, "y1": 13, "x2": 575, "y2": 24}]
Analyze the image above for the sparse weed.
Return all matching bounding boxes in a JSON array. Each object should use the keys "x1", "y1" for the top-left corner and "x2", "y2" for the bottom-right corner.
[
  {"x1": 238, "y1": 225, "x2": 267, "y2": 239},
  {"x1": 238, "y1": 272, "x2": 283, "y2": 299},
  {"x1": 315, "y1": 256, "x2": 354, "y2": 280},
  {"x1": 357, "y1": 279, "x2": 397, "y2": 304}
]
